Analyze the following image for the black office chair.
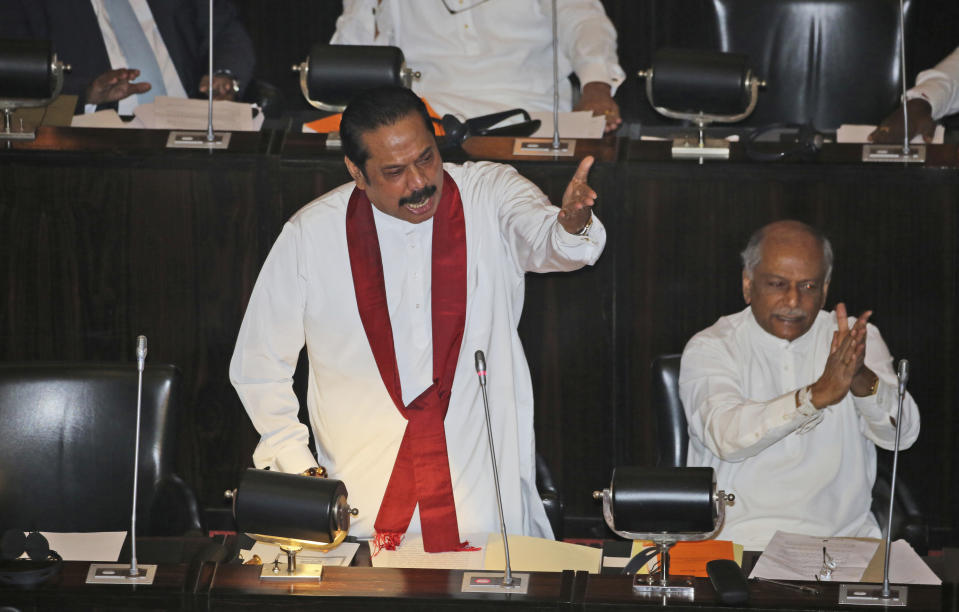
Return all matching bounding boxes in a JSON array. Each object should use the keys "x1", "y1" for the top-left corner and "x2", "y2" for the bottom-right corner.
[
  {"x1": 0, "y1": 363, "x2": 202, "y2": 536},
  {"x1": 651, "y1": 354, "x2": 927, "y2": 551},
  {"x1": 709, "y1": 0, "x2": 914, "y2": 130},
  {"x1": 536, "y1": 452, "x2": 565, "y2": 541}
]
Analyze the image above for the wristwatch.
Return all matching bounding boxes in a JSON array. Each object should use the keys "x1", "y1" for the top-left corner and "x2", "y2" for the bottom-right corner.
[
  {"x1": 213, "y1": 69, "x2": 240, "y2": 95},
  {"x1": 574, "y1": 215, "x2": 593, "y2": 236}
]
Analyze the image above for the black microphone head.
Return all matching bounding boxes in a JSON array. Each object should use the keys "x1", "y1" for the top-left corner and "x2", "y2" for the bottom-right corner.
[
  {"x1": 474, "y1": 350, "x2": 486, "y2": 374},
  {"x1": 0, "y1": 529, "x2": 26, "y2": 560},
  {"x1": 136, "y1": 335, "x2": 148, "y2": 361},
  {"x1": 897, "y1": 359, "x2": 909, "y2": 385}
]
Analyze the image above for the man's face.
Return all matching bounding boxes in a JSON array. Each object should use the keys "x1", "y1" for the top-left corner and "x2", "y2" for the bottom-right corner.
[
  {"x1": 345, "y1": 112, "x2": 444, "y2": 224},
  {"x1": 742, "y1": 234, "x2": 829, "y2": 341}
]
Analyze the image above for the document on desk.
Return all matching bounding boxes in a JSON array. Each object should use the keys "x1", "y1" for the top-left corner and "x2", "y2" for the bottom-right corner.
[
  {"x1": 528, "y1": 111, "x2": 606, "y2": 139},
  {"x1": 370, "y1": 533, "x2": 487, "y2": 569},
  {"x1": 484, "y1": 534, "x2": 602, "y2": 573},
  {"x1": 135, "y1": 96, "x2": 262, "y2": 131},
  {"x1": 244, "y1": 541, "x2": 359, "y2": 568},
  {"x1": 836, "y1": 124, "x2": 945, "y2": 144},
  {"x1": 750, "y1": 531, "x2": 878, "y2": 582},
  {"x1": 39, "y1": 531, "x2": 127, "y2": 561}
]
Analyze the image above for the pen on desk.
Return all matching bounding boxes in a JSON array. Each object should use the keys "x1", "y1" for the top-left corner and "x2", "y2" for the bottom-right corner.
[{"x1": 750, "y1": 576, "x2": 820, "y2": 595}]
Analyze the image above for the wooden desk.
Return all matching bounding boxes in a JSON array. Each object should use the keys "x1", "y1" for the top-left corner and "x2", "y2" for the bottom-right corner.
[{"x1": 2, "y1": 561, "x2": 949, "y2": 611}]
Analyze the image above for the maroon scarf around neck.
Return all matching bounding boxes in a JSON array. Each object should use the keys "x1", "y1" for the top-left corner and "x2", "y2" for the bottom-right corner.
[{"x1": 345, "y1": 171, "x2": 475, "y2": 553}]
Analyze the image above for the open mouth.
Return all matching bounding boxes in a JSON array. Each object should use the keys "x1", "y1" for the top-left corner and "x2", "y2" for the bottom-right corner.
[{"x1": 399, "y1": 185, "x2": 437, "y2": 214}]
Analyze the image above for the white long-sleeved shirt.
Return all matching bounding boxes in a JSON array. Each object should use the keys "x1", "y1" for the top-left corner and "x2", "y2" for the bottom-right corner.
[
  {"x1": 679, "y1": 307, "x2": 919, "y2": 550},
  {"x1": 330, "y1": 0, "x2": 625, "y2": 119},
  {"x1": 230, "y1": 161, "x2": 606, "y2": 540},
  {"x1": 906, "y1": 45, "x2": 959, "y2": 120}
]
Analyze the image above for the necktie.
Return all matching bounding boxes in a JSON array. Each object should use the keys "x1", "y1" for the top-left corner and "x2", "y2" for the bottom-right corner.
[{"x1": 101, "y1": 0, "x2": 168, "y2": 105}]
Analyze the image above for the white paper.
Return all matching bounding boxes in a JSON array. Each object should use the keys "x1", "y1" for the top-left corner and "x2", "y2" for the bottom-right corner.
[
  {"x1": 885, "y1": 539, "x2": 942, "y2": 585},
  {"x1": 370, "y1": 532, "x2": 487, "y2": 569},
  {"x1": 134, "y1": 96, "x2": 260, "y2": 131},
  {"x1": 750, "y1": 531, "x2": 878, "y2": 582},
  {"x1": 529, "y1": 111, "x2": 606, "y2": 139},
  {"x1": 836, "y1": 124, "x2": 945, "y2": 144},
  {"x1": 242, "y1": 540, "x2": 359, "y2": 568},
  {"x1": 38, "y1": 531, "x2": 127, "y2": 562},
  {"x1": 71, "y1": 110, "x2": 130, "y2": 129}
]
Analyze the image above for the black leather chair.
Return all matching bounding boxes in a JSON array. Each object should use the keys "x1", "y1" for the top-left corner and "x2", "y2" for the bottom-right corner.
[
  {"x1": 651, "y1": 354, "x2": 927, "y2": 551},
  {"x1": 536, "y1": 452, "x2": 565, "y2": 541},
  {"x1": 709, "y1": 0, "x2": 914, "y2": 129},
  {"x1": 0, "y1": 363, "x2": 202, "y2": 536}
]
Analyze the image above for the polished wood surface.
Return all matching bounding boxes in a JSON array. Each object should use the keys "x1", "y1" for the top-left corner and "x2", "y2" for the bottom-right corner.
[
  {"x1": 1, "y1": 128, "x2": 957, "y2": 541},
  {"x1": 206, "y1": 565, "x2": 573, "y2": 610},
  {"x1": 0, "y1": 560, "x2": 951, "y2": 611}
]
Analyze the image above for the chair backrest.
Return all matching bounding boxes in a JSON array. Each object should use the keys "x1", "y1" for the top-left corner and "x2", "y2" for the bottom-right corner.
[
  {"x1": 710, "y1": 0, "x2": 914, "y2": 129},
  {"x1": 0, "y1": 363, "x2": 199, "y2": 534},
  {"x1": 651, "y1": 354, "x2": 688, "y2": 468}
]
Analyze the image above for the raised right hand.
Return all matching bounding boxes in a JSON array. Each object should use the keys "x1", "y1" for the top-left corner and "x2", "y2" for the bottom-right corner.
[
  {"x1": 85, "y1": 68, "x2": 151, "y2": 106},
  {"x1": 810, "y1": 304, "x2": 871, "y2": 409}
]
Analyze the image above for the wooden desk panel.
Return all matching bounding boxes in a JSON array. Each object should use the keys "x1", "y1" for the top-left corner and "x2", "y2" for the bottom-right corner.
[{"x1": 205, "y1": 564, "x2": 573, "y2": 610}]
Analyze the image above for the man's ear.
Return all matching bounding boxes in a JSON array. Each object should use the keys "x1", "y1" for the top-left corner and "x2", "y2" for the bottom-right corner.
[
  {"x1": 742, "y1": 270, "x2": 752, "y2": 305},
  {"x1": 344, "y1": 157, "x2": 367, "y2": 190},
  {"x1": 820, "y1": 280, "x2": 830, "y2": 309}
]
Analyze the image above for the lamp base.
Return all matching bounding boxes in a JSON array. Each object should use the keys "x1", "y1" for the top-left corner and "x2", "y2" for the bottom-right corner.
[
  {"x1": 260, "y1": 560, "x2": 324, "y2": 581},
  {"x1": 461, "y1": 571, "x2": 530, "y2": 594},
  {"x1": 861, "y1": 143, "x2": 925, "y2": 163},
  {"x1": 85, "y1": 563, "x2": 157, "y2": 585},
  {"x1": 838, "y1": 584, "x2": 908, "y2": 606},
  {"x1": 632, "y1": 574, "x2": 695, "y2": 600},
  {"x1": 166, "y1": 130, "x2": 231, "y2": 149},
  {"x1": 671, "y1": 136, "x2": 730, "y2": 161}
]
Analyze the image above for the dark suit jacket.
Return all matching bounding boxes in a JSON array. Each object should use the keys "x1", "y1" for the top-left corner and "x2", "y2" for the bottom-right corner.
[{"x1": 0, "y1": 0, "x2": 254, "y2": 110}]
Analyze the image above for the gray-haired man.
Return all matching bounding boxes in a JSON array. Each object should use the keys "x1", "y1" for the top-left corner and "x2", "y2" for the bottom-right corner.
[{"x1": 679, "y1": 220, "x2": 919, "y2": 550}]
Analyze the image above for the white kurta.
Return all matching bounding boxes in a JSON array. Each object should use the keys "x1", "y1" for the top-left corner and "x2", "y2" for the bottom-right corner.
[
  {"x1": 679, "y1": 307, "x2": 920, "y2": 550},
  {"x1": 907, "y1": 45, "x2": 959, "y2": 120},
  {"x1": 330, "y1": 0, "x2": 625, "y2": 119},
  {"x1": 230, "y1": 161, "x2": 606, "y2": 540}
]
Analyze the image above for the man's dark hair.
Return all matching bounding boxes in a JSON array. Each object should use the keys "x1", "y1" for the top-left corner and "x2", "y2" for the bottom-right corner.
[{"x1": 340, "y1": 86, "x2": 435, "y2": 177}]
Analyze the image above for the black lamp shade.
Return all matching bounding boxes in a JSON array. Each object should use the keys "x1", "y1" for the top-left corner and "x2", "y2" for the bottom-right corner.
[
  {"x1": 610, "y1": 466, "x2": 716, "y2": 533},
  {"x1": 234, "y1": 468, "x2": 349, "y2": 544},
  {"x1": 306, "y1": 44, "x2": 406, "y2": 108},
  {"x1": 0, "y1": 39, "x2": 54, "y2": 99},
  {"x1": 651, "y1": 48, "x2": 751, "y2": 116}
]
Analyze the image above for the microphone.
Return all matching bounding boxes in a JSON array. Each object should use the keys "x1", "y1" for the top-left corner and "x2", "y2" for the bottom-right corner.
[
  {"x1": 474, "y1": 350, "x2": 487, "y2": 386},
  {"x1": 136, "y1": 335, "x2": 148, "y2": 373},
  {"x1": 83, "y1": 337, "x2": 158, "y2": 584},
  {"x1": 470, "y1": 350, "x2": 522, "y2": 590},
  {"x1": 897, "y1": 359, "x2": 909, "y2": 398}
]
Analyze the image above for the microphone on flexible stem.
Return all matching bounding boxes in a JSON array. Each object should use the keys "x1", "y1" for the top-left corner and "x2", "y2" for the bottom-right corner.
[
  {"x1": 513, "y1": 0, "x2": 574, "y2": 158},
  {"x1": 880, "y1": 360, "x2": 910, "y2": 597},
  {"x1": 460, "y1": 351, "x2": 528, "y2": 594},
  {"x1": 839, "y1": 359, "x2": 910, "y2": 606},
  {"x1": 85, "y1": 336, "x2": 157, "y2": 584},
  {"x1": 129, "y1": 335, "x2": 148, "y2": 577}
]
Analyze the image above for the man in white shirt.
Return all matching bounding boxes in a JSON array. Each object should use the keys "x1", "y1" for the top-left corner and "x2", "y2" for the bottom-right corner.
[
  {"x1": 330, "y1": 0, "x2": 626, "y2": 132},
  {"x1": 230, "y1": 86, "x2": 606, "y2": 552},
  {"x1": 871, "y1": 46, "x2": 959, "y2": 143},
  {"x1": 679, "y1": 220, "x2": 919, "y2": 550}
]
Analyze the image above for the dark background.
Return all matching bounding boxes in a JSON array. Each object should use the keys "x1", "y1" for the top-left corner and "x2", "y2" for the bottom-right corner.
[{"x1": 1, "y1": 1, "x2": 958, "y2": 542}]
